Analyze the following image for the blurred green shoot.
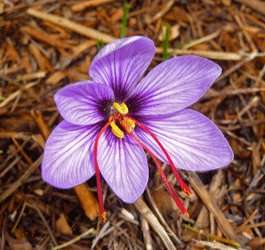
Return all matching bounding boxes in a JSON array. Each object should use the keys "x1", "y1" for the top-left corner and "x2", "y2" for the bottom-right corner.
[
  {"x1": 15, "y1": 76, "x2": 22, "y2": 82},
  {"x1": 120, "y1": 1, "x2": 129, "y2": 38},
  {"x1": 162, "y1": 23, "x2": 170, "y2": 60},
  {"x1": 96, "y1": 39, "x2": 105, "y2": 51}
]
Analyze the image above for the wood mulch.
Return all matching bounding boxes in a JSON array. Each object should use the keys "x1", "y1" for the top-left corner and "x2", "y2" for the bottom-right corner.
[{"x1": 1, "y1": 0, "x2": 265, "y2": 249}]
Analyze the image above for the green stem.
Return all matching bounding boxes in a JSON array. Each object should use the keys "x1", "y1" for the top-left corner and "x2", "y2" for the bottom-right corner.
[{"x1": 120, "y1": 1, "x2": 129, "y2": 38}]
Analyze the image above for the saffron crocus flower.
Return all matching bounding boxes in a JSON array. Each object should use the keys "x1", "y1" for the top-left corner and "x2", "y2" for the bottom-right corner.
[{"x1": 42, "y1": 36, "x2": 233, "y2": 221}]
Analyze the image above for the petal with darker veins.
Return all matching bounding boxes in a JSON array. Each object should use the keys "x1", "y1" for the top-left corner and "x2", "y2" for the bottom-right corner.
[
  {"x1": 135, "y1": 109, "x2": 233, "y2": 171},
  {"x1": 42, "y1": 120, "x2": 101, "y2": 188},
  {"x1": 54, "y1": 81, "x2": 114, "y2": 125},
  {"x1": 97, "y1": 128, "x2": 149, "y2": 203},
  {"x1": 89, "y1": 36, "x2": 155, "y2": 102},
  {"x1": 127, "y1": 55, "x2": 221, "y2": 120}
]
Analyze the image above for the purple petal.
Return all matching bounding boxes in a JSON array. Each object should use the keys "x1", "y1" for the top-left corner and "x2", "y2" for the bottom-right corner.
[
  {"x1": 89, "y1": 36, "x2": 155, "y2": 102},
  {"x1": 42, "y1": 121, "x2": 101, "y2": 188},
  {"x1": 135, "y1": 109, "x2": 233, "y2": 171},
  {"x1": 97, "y1": 128, "x2": 149, "y2": 203},
  {"x1": 127, "y1": 56, "x2": 221, "y2": 119},
  {"x1": 54, "y1": 81, "x2": 114, "y2": 125}
]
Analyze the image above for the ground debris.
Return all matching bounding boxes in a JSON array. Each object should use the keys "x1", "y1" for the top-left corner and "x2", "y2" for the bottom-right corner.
[{"x1": 1, "y1": 0, "x2": 265, "y2": 249}]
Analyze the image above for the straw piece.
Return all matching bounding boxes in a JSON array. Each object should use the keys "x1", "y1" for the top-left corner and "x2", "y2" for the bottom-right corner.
[
  {"x1": 193, "y1": 240, "x2": 245, "y2": 250},
  {"x1": 146, "y1": 187, "x2": 185, "y2": 248},
  {"x1": 0, "y1": 132, "x2": 30, "y2": 140},
  {"x1": 236, "y1": 208, "x2": 258, "y2": 233},
  {"x1": 31, "y1": 109, "x2": 51, "y2": 140},
  {"x1": 12, "y1": 137, "x2": 33, "y2": 165},
  {"x1": 234, "y1": 13, "x2": 257, "y2": 52},
  {"x1": 202, "y1": 87, "x2": 265, "y2": 99},
  {"x1": 182, "y1": 30, "x2": 220, "y2": 49},
  {"x1": 51, "y1": 228, "x2": 95, "y2": 250},
  {"x1": 155, "y1": 47, "x2": 243, "y2": 60},
  {"x1": 0, "y1": 155, "x2": 43, "y2": 203},
  {"x1": 149, "y1": 0, "x2": 175, "y2": 23},
  {"x1": 19, "y1": 71, "x2": 46, "y2": 81},
  {"x1": 29, "y1": 43, "x2": 47, "y2": 71},
  {"x1": 134, "y1": 197, "x2": 176, "y2": 250},
  {"x1": 0, "y1": 81, "x2": 39, "y2": 108},
  {"x1": 140, "y1": 216, "x2": 153, "y2": 250},
  {"x1": 234, "y1": 0, "x2": 265, "y2": 15},
  {"x1": 71, "y1": 0, "x2": 116, "y2": 12},
  {"x1": 27, "y1": 8, "x2": 116, "y2": 44},
  {"x1": 22, "y1": 26, "x2": 72, "y2": 49},
  {"x1": 186, "y1": 172, "x2": 244, "y2": 246}
]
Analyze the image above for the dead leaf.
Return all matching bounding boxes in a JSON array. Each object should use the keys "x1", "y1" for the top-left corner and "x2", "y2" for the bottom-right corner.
[
  {"x1": 56, "y1": 213, "x2": 73, "y2": 235},
  {"x1": 159, "y1": 24, "x2": 180, "y2": 41},
  {"x1": 46, "y1": 71, "x2": 66, "y2": 85},
  {"x1": 5, "y1": 230, "x2": 33, "y2": 250}
]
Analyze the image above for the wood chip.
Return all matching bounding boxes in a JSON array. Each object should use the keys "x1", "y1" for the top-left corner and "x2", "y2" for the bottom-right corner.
[
  {"x1": 27, "y1": 9, "x2": 116, "y2": 43},
  {"x1": 46, "y1": 71, "x2": 66, "y2": 85},
  {"x1": 56, "y1": 214, "x2": 73, "y2": 235}
]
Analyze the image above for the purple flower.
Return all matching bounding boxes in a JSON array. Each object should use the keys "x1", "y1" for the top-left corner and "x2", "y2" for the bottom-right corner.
[{"x1": 42, "y1": 36, "x2": 233, "y2": 220}]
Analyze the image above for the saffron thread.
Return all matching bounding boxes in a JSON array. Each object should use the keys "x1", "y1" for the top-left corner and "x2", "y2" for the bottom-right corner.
[
  {"x1": 94, "y1": 114, "x2": 119, "y2": 222},
  {"x1": 95, "y1": 108, "x2": 191, "y2": 221},
  {"x1": 119, "y1": 116, "x2": 189, "y2": 216},
  {"x1": 124, "y1": 115, "x2": 192, "y2": 196}
]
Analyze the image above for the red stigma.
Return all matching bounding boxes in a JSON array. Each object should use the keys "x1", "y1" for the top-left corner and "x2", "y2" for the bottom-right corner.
[
  {"x1": 94, "y1": 112, "x2": 191, "y2": 222},
  {"x1": 124, "y1": 116, "x2": 193, "y2": 196},
  {"x1": 94, "y1": 114, "x2": 119, "y2": 222},
  {"x1": 120, "y1": 115, "x2": 192, "y2": 216}
]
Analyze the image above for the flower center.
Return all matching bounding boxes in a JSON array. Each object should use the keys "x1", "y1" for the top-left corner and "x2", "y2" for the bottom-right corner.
[{"x1": 109, "y1": 102, "x2": 136, "y2": 139}]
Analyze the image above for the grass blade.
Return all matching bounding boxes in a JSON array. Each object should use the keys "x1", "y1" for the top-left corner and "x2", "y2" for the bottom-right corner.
[{"x1": 120, "y1": 1, "x2": 129, "y2": 38}]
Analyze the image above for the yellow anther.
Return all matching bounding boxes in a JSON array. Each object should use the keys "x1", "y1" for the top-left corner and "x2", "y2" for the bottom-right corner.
[
  {"x1": 120, "y1": 117, "x2": 135, "y2": 133},
  {"x1": 113, "y1": 102, "x2": 128, "y2": 115},
  {"x1": 109, "y1": 116, "x2": 124, "y2": 139}
]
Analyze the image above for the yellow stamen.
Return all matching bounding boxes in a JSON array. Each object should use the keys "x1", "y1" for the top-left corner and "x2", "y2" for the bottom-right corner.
[
  {"x1": 109, "y1": 115, "x2": 124, "y2": 139},
  {"x1": 109, "y1": 103, "x2": 134, "y2": 139},
  {"x1": 119, "y1": 117, "x2": 135, "y2": 133},
  {"x1": 113, "y1": 102, "x2": 128, "y2": 115}
]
